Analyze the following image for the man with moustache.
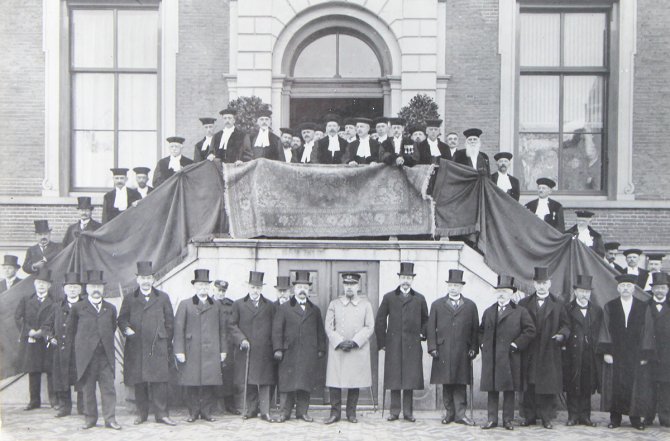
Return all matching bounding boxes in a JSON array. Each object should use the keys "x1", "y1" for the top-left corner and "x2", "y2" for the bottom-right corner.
[
  {"x1": 604, "y1": 242, "x2": 625, "y2": 273},
  {"x1": 132, "y1": 167, "x2": 153, "y2": 198},
  {"x1": 645, "y1": 272, "x2": 670, "y2": 427},
  {"x1": 211, "y1": 280, "x2": 240, "y2": 415},
  {"x1": 343, "y1": 118, "x2": 358, "y2": 143},
  {"x1": 622, "y1": 249, "x2": 650, "y2": 289},
  {"x1": 416, "y1": 119, "x2": 450, "y2": 165},
  {"x1": 479, "y1": 276, "x2": 536, "y2": 430},
  {"x1": 210, "y1": 108, "x2": 253, "y2": 164},
  {"x1": 173, "y1": 269, "x2": 227, "y2": 423},
  {"x1": 296, "y1": 122, "x2": 319, "y2": 164},
  {"x1": 408, "y1": 126, "x2": 426, "y2": 144},
  {"x1": 643, "y1": 254, "x2": 665, "y2": 292},
  {"x1": 63, "y1": 197, "x2": 102, "y2": 247},
  {"x1": 566, "y1": 211, "x2": 606, "y2": 257},
  {"x1": 563, "y1": 275, "x2": 603, "y2": 427},
  {"x1": 250, "y1": 110, "x2": 280, "y2": 160},
  {"x1": 376, "y1": 262, "x2": 428, "y2": 422},
  {"x1": 118, "y1": 261, "x2": 176, "y2": 426},
  {"x1": 453, "y1": 128, "x2": 490, "y2": 175},
  {"x1": 273, "y1": 271, "x2": 326, "y2": 423},
  {"x1": 525, "y1": 178, "x2": 565, "y2": 233},
  {"x1": 22, "y1": 220, "x2": 63, "y2": 274},
  {"x1": 317, "y1": 114, "x2": 348, "y2": 164},
  {"x1": 102, "y1": 168, "x2": 142, "y2": 223},
  {"x1": 374, "y1": 117, "x2": 390, "y2": 146},
  {"x1": 490, "y1": 152, "x2": 520, "y2": 201},
  {"x1": 381, "y1": 117, "x2": 417, "y2": 168},
  {"x1": 445, "y1": 132, "x2": 460, "y2": 160},
  {"x1": 343, "y1": 118, "x2": 381, "y2": 165},
  {"x1": 274, "y1": 276, "x2": 291, "y2": 305},
  {"x1": 0, "y1": 255, "x2": 22, "y2": 292},
  {"x1": 427, "y1": 269, "x2": 479, "y2": 426},
  {"x1": 70, "y1": 270, "x2": 121, "y2": 430},
  {"x1": 152, "y1": 137, "x2": 194, "y2": 188},
  {"x1": 278, "y1": 128, "x2": 298, "y2": 163},
  {"x1": 193, "y1": 117, "x2": 217, "y2": 162}
]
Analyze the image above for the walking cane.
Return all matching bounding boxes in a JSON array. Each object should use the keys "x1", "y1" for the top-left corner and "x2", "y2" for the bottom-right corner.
[
  {"x1": 381, "y1": 387, "x2": 386, "y2": 418},
  {"x1": 469, "y1": 358, "x2": 474, "y2": 422},
  {"x1": 242, "y1": 346, "x2": 251, "y2": 418}
]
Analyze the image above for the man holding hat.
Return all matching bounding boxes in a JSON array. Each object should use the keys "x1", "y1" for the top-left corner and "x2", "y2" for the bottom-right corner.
[
  {"x1": 102, "y1": 168, "x2": 142, "y2": 223},
  {"x1": 324, "y1": 273, "x2": 375, "y2": 424},
  {"x1": 317, "y1": 114, "x2": 348, "y2": 164},
  {"x1": 63, "y1": 197, "x2": 102, "y2": 247},
  {"x1": 118, "y1": 261, "x2": 176, "y2": 426},
  {"x1": 173, "y1": 269, "x2": 227, "y2": 423},
  {"x1": 643, "y1": 254, "x2": 665, "y2": 292},
  {"x1": 380, "y1": 117, "x2": 416, "y2": 167},
  {"x1": 152, "y1": 137, "x2": 194, "y2": 188},
  {"x1": 623, "y1": 249, "x2": 650, "y2": 289},
  {"x1": 273, "y1": 271, "x2": 326, "y2": 423},
  {"x1": 645, "y1": 272, "x2": 670, "y2": 426},
  {"x1": 279, "y1": 128, "x2": 298, "y2": 163},
  {"x1": 0, "y1": 255, "x2": 22, "y2": 292},
  {"x1": 211, "y1": 279, "x2": 240, "y2": 415},
  {"x1": 597, "y1": 273, "x2": 655, "y2": 430},
  {"x1": 70, "y1": 270, "x2": 121, "y2": 430},
  {"x1": 427, "y1": 269, "x2": 479, "y2": 426},
  {"x1": 342, "y1": 117, "x2": 381, "y2": 165},
  {"x1": 453, "y1": 128, "x2": 490, "y2": 175},
  {"x1": 193, "y1": 117, "x2": 217, "y2": 162},
  {"x1": 15, "y1": 267, "x2": 55, "y2": 410},
  {"x1": 518, "y1": 267, "x2": 570, "y2": 429},
  {"x1": 22, "y1": 220, "x2": 63, "y2": 274},
  {"x1": 604, "y1": 242, "x2": 625, "y2": 273},
  {"x1": 563, "y1": 275, "x2": 603, "y2": 427},
  {"x1": 132, "y1": 167, "x2": 153, "y2": 198},
  {"x1": 479, "y1": 275, "x2": 536, "y2": 430},
  {"x1": 211, "y1": 108, "x2": 253, "y2": 164},
  {"x1": 416, "y1": 119, "x2": 450, "y2": 165},
  {"x1": 525, "y1": 178, "x2": 565, "y2": 232},
  {"x1": 375, "y1": 262, "x2": 428, "y2": 422},
  {"x1": 228, "y1": 271, "x2": 277, "y2": 422},
  {"x1": 250, "y1": 110, "x2": 280, "y2": 160},
  {"x1": 296, "y1": 122, "x2": 319, "y2": 164},
  {"x1": 490, "y1": 152, "x2": 520, "y2": 201}
]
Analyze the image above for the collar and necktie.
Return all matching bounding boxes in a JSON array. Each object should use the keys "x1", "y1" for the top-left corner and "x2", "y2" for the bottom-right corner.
[
  {"x1": 221, "y1": 127, "x2": 234, "y2": 149},
  {"x1": 327, "y1": 135, "x2": 340, "y2": 155},
  {"x1": 255, "y1": 129, "x2": 270, "y2": 147},
  {"x1": 114, "y1": 187, "x2": 128, "y2": 211},
  {"x1": 357, "y1": 137, "x2": 372, "y2": 158},
  {"x1": 535, "y1": 198, "x2": 550, "y2": 220},
  {"x1": 537, "y1": 296, "x2": 548, "y2": 308},
  {"x1": 449, "y1": 296, "x2": 461, "y2": 308},
  {"x1": 428, "y1": 139, "x2": 441, "y2": 157},
  {"x1": 498, "y1": 303, "x2": 508, "y2": 313},
  {"x1": 168, "y1": 155, "x2": 183, "y2": 172},
  {"x1": 656, "y1": 299, "x2": 666, "y2": 311},
  {"x1": 90, "y1": 300, "x2": 102, "y2": 313},
  {"x1": 251, "y1": 297, "x2": 260, "y2": 308},
  {"x1": 202, "y1": 136, "x2": 212, "y2": 151},
  {"x1": 297, "y1": 299, "x2": 307, "y2": 310},
  {"x1": 141, "y1": 290, "x2": 152, "y2": 301}
]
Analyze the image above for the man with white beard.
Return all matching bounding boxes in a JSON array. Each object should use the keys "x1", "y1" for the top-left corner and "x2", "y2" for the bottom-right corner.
[{"x1": 453, "y1": 128, "x2": 490, "y2": 175}]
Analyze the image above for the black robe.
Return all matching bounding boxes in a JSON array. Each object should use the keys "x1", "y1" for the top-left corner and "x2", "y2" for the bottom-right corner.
[
  {"x1": 566, "y1": 225, "x2": 606, "y2": 257},
  {"x1": 316, "y1": 136, "x2": 347, "y2": 164},
  {"x1": 380, "y1": 136, "x2": 418, "y2": 167},
  {"x1": 452, "y1": 149, "x2": 490, "y2": 175},
  {"x1": 490, "y1": 172, "x2": 521, "y2": 201},
  {"x1": 102, "y1": 187, "x2": 142, "y2": 223},
  {"x1": 152, "y1": 155, "x2": 194, "y2": 188},
  {"x1": 341, "y1": 138, "x2": 382, "y2": 164},
  {"x1": 416, "y1": 138, "x2": 451, "y2": 165},
  {"x1": 250, "y1": 130, "x2": 281, "y2": 161},
  {"x1": 563, "y1": 300, "x2": 603, "y2": 395},
  {"x1": 210, "y1": 128, "x2": 253, "y2": 163},
  {"x1": 525, "y1": 198, "x2": 566, "y2": 233}
]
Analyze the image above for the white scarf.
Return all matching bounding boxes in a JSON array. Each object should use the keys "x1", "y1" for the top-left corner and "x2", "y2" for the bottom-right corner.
[
  {"x1": 535, "y1": 197, "x2": 550, "y2": 220},
  {"x1": 113, "y1": 187, "x2": 128, "y2": 211},
  {"x1": 283, "y1": 147, "x2": 292, "y2": 163},
  {"x1": 221, "y1": 127, "x2": 234, "y2": 149},
  {"x1": 393, "y1": 136, "x2": 402, "y2": 154},
  {"x1": 202, "y1": 136, "x2": 212, "y2": 151},
  {"x1": 254, "y1": 128, "x2": 270, "y2": 147},
  {"x1": 168, "y1": 155, "x2": 182, "y2": 172},
  {"x1": 577, "y1": 226, "x2": 594, "y2": 247},
  {"x1": 356, "y1": 137, "x2": 372, "y2": 158},
  {"x1": 327, "y1": 135, "x2": 340, "y2": 154},
  {"x1": 428, "y1": 139, "x2": 441, "y2": 157},
  {"x1": 301, "y1": 141, "x2": 314, "y2": 163},
  {"x1": 496, "y1": 172, "x2": 513, "y2": 193}
]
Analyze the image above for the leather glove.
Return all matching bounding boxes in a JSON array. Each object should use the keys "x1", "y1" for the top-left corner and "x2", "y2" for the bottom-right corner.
[
  {"x1": 349, "y1": 341, "x2": 359, "y2": 349},
  {"x1": 273, "y1": 350, "x2": 283, "y2": 361}
]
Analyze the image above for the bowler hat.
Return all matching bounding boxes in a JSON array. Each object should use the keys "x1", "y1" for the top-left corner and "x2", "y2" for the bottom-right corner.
[
  {"x1": 615, "y1": 274, "x2": 638, "y2": 284},
  {"x1": 110, "y1": 168, "x2": 129, "y2": 176},
  {"x1": 533, "y1": 267, "x2": 551, "y2": 282},
  {"x1": 136, "y1": 261, "x2": 153, "y2": 277},
  {"x1": 446, "y1": 269, "x2": 466, "y2": 285},
  {"x1": 199, "y1": 117, "x2": 216, "y2": 125},
  {"x1": 166, "y1": 136, "x2": 185, "y2": 144},
  {"x1": 2, "y1": 255, "x2": 20, "y2": 268},
  {"x1": 76, "y1": 197, "x2": 94, "y2": 210},
  {"x1": 650, "y1": 272, "x2": 669, "y2": 286},
  {"x1": 463, "y1": 128, "x2": 482, "y2": 138},
  {"x1": 35, "y1": 268, "x2": 52, "y2": 283},
  {"x1": 292, "y1": 271, "x2": 312, "y2": 286},
  {"x1": 495, "y1": 275, "x2": 517, "y2": 292},
  {"x1": 573, "y1": 274, "x2": 593, "y2": 290},
  {"x1": 342, "y1": 273, "x2": 361, "y2": 284},
  {"x1": 274, "y1": 276, "x2": 291, "y2": 290},
  {"x1": 191, "y1": 269, "x2": 211, "y2": 284},
  {"x1": 494, "y1": 152, "x2": 513, "y2": 161},
  {"x1": 34, "y1": 220, "x2": 51, "y2": 234},
  {"x1": 397, "y1": 262, "x2": 416, "y2": 277},
  {"x1": 85, "y1": 270, "x2": 106, "y2": 285},
  {"x1": 63, "y1": 272, "x2": 81, "y2": 286},
  {"x1": 248, "y1": 271, "x2": 265, "y2": 287},
  {"x1": 214, "y1": 280, "x2": 229, "y2": 291}
]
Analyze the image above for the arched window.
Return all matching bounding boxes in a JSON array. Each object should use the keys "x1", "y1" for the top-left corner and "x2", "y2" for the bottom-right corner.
[{"x1": 293, "y1": 32, "x2": 381, "y2": 78}]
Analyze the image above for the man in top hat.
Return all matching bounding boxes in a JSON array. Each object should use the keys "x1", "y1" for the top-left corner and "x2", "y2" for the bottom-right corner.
[
  {"x1": 274, "y1": 276, "x2": 292, "y2": 305},
  {"x1": 211, "y1": 279, "x2": 240, "y2": 415},
  {"x1": 453, "y1": 128, "x2": 490, "y2": 175},
  {"x1": 278, "y1": 128, "x2": 298, "y2": 163},
  {"x1": 643, "y1": 254, "x2": 665, "y2": 292},
  {"x1": 132, "y1": 167, "x2": 153, "y2": 198},
  {"x1": 63, "y1": 197, "x2": 102, "y2": 247},
  {"x1": 517, "y1": 267, "x2": 570, "y2": 429},
  {"x1": 563, "y1": 275, "x2": 603, "y2": 427},
  {"x1": 645, "y1": 272, "x2": 670, "y2": 427},
  {"x1": 479, "y1": 275, "x2": 536, "y2": 430},
  {"x1": 427, "y1": 269, "x2": 479, "y2": 426},
  {"x1": 22, "y1": 220, "x2": 63, "y2": 274},
  {"x1": 250, "y1": 110, "x2": 280, "y2": 160},
  {"x1": 193, "y1": 117, "x2": 217, "y2": 162},
  {"x1": 623, "y1": 249, "x2": 650, "y2": 289},
  {"x1": 597, "y1": 274, "x2": 655, "y2": 430},
  {"x1": 45, "y1": 272, "x2": 84, "y2": 417},
  {"x1": 525, "y1": 178, "x2": 565, "y2": 232},
  {"x1": 604, "y1": 242, "x2": 625, "y2": 273},
  {"x1": 380, "y1": 118, "x2": 416, "y2": 167},
  {"x1": 490, "y1": 152, "x2": 520, "y2": 201},
  {"x1": 416, "y1": 119, "x2": 450, "y2": 165},
  {"x1": 15, "y1": 267, "x2": 55, "y2": 410},
  {"x1": 102, "y1": 168, "x2": 142, "y2": 223},
  {"x1": 152, "y1": 137, "x2": 194, "y2": 188},
  {"x1": 376, "y1": 262, "x2": 428, "y2": 422},
  {"x1": 566, "y1": 211, "x2": 605, "y2": 257},
  {"x1": 445, "y1": 132, "x2": 460, "y2": 160},
  {"x1": 117, "y1": 261, "x2": 176, "y2": 426},
  {"x1": 70, "y1": 270, "x2": 121, "y2": 430},
  {"x1": 342, "y1": 118, "x2": 381, "y2": 165},
  {"x1": 317, "y1": 114, "x2": 348, "y2": 164},
  {"x1": 173, "y1": 269, "x2": 227, "y2": 423},
  {"x1": 211, "y1": 108, "x2": 253, "y2": 164},
  {"x1": 374, "y1": 117, "x2": 390, "y2": 145},
  {"x1": 296, "y1": 122, "x2": 319, "y2": 164},
  {"x1": 324, "y1": 273, "x2": 375, "y2": 424},
  {"x1": 0, "y1": 255, "x2": 22, "y2": 293},
  {"x1": 228, "y1": 271, "x2": 277, "y2": 422},
  {"x1": 273, "y1": 271, "x2": 326, "y2": 423}
]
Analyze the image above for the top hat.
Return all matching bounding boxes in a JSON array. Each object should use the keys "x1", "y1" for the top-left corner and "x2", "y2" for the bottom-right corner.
[
  {"x1": 63, "y1": 272, "x2": 82, "y2": 286},
  {"x1": 199, "y1": 117, "x2": 216, "y2": 125},
  {"x1": 342, "y1": 273, "x2": 361, "y2": 284},
  {"x1": 86, "y1": 270, "x2": 106, "y2": 285},
  {"x1": 248, "y1": 271, "x2": 265, "y2": 287},
  {"x1": 463, "y1": 128, "x2": 482, "y2": 138},
  {"x1": 623, "y1": 248, "x2": 643, "y2": 257},
  {"x1": 494, "y1": 152, "x2": 513, "y2": 161},
  {"x1": 136, "y1": 261, "x2": 154, "y2": 277},
  {"x1": 133, "y1": 167, "x2": 151, "y2": 176},
  {"x1": 604, "y1": 242, "x2": 620, "y2": 251},
  {"x1": 34, "y1": 220, "x2": 51, "y2": 234},
  {"x1": 573, "y1": 274, "x2": 593, "y2": 290},
  {"x1": 35, "y1": 268, "x2": 52, "y2": 283},
  {"x1": 274, "y1": 276, "x2": 291, "y2": 290},
  {"x1": 424, "y1": 119, "x2": 443, "y2": 128},
  {"x1": 110, "y1": 168, "x2": 129, "y2": 176},
  {"x1": 77, "y1": 197, "x2": 94, "y2": 210},
  {"x1": 533, "y1": 267, "x2": 551, "y2": 282},
  {"x1": 213, "y1": 280, "x2": 229, "y2": 291},
  {"x1": 446, "y1": 269, "x2": 466, "y2": 285},
  {"x1": 293, "y1": 271, "x2": 312, "y2": 286},
  {"x1": 495, "y1": 275, "x2": 517, "y2": 292},
  {"x1": 191, "y1": 269, "x2": 211, "y2": 284},
  {"x1": 615, "y1": 274, "x2": 638, "y2": 284},
  {"x1": 398, "y1": 262, "x2": 416, "y2": 277},
  {"x1": 2, "y1": 255, "x2": 20, "y2": 268},
  {"x1": 650, "y1": 272, "x2": 669, "y2": 286},
  {"x1": 166, "y1": 136, "x2": 185, "y2": 144},
  {"x1": 536, "y1": 177, "x2": 556, "y2": 189}
]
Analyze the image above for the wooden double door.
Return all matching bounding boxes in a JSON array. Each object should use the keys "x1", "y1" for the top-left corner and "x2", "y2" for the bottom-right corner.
[{"x1": 278, "y1": 259, "x2": 380, "y2": 405}]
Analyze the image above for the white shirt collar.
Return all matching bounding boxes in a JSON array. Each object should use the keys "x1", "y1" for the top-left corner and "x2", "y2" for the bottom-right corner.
[
  {"x1": 535, "y1": 197, "x2": 550, "y2": 219},
  {"x1": 340, "y1": 295, "x2": 360, "y2": 306},
  {"x1": 301, "y1": 143, "x2": 314, "y2": 163},
  {"x1": 356, "y1": 137, "x2": 372, "y2": 158},
  {"x1": 113, "y1": 186, "x2": 128, "y2": 211},
  {"x1": 496, "y1": 172, "x2": 513, "y2": 192},
  {"x1": 254, "y1": 128, "x2": 270, "y2": 147},
  {"x1": 137, "y1": 186, "x2": 149, "y2": 198},
  {"x1": 428, "y1": 138, "x2": 441, "y2": 157},
  {"x1": 328, "y1": 135, "x2": 340, "y2": 153},
  {"x1": 168, "y1": 155, "x2": 183, "y2": 172}
]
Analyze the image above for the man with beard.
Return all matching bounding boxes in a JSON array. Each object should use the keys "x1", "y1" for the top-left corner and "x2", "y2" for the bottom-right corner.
[
  {"x1": 317, "y1": 114, "x2": 348, "y2": 164},
  {"x1": 250, "y1": 110, "x2": 280, "y2": 160},
  {"x1": 524, "y1": 178, "x2": 565, "y2": 233},
  {"x1": 622, "y1": 249, "x2": 650, "y2": 290},
  {"x1": 297, "y1": 122, "x2": 319, "y2": 164},
  {"x1": 273, "y1": 271, "x2": 326, "y2": 423},
  {"x1": 343, "y1": 118, "x2": 358, "y2": 143},
  {"x1": 210, "y1": 108, "x2": 253, "y2": 164},
  {"x1": 645, "y1": 272, "x2": 670, "y2": 427},
  {"x1": 343, "y1": 118, "x2": 381, "y2": 165},
  {"x1": 381, "y1": 118, "x2": 417, "y2": 168},
  {"x1": 427, "y1": 269, "x2": 478, "y2": 426},
  {"x1": 490, "y1": 152, "x2": 520, "y2": 201},
  {"x1": 376, "y1": 262, "x2": 428, "y2": 422},
  {"x1": 479, "y1": 275, "x2": 535, "y2": 430},
  {"x1": 291, "y1": 133, "x2": 303, "y2": 151},
  {"x1": 453, "y1": 128, "x2": 490, "y2": 175},
  {"x1": 518, "y1": 267, "x2": 570, "y2": 429},
  {"x1": 408, "y1": 126, "x2": 426, "y2": 144},
  {"x1": 193, "y1": 117, "x2": 217, "y2": 162},
  {"x1": 604, "y1": 242, "x2": 625, "y2": 273},
  {"x1": 118, "y1": 261, "x2": 176, "y2": 426},
  {"x1": 416, "y1": 119, "x2": 450, "y2": 165},
  {"x1": 152, "y1": 137, "x2": 194, "y2": 188},
  {"x1": 445, "y1": 132, "x2": 460, "y2": 160},
  {"x1": 566, "y1": 211, "x2": 606, "y2": 257},
  {"x1": 598, "y1": 274, "x2": 655, "y2": 430},
  {"x1": 1, "y1": 255, "x2": 22, "y2": 292},
  {"x1": 278, "y1": 128, "x2": 298, "y2": 163},
  {"x1": 102, "y1": 168, "x2": 142, "y2": 223},
  {"x1": 132, "y1": 167, "x2": 153, "y2": 198},
  {"x1": 563, "y1": 275, "x2": 603, "y2": 427},
  {"x1": 63, "y1": 197, "x2": 101, "y2": 247},
  {"x1": 211, "y1": 280, "x2": 240, "y2": 415},
  {"x1": 23, "y1": 220, "x2": 63, "y2": 275}
]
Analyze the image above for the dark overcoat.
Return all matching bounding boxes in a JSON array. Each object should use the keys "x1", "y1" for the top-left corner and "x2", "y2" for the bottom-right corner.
[
  {"x1": 0, "y1": 276, "x2": 22, "y2": 293},
  {"x1": 316, "y1": 136, "x2": 348, "y2": 164},
  {"x1": 70, "y1": 300, "x2": 117, "y2": 381},
  {"x1": 62, "y1": 219, "x2": 102, "y2": 247},
  {"x1": 46, "y1": 298, "x2": 81, "y2": 391},
  {"x1": 15, "y1": 293, "x2": 55, "y2": 372},
  {"x1": 375, "y1": 287, "x2": 428, "y2": 390},
  {"x1": 649, "y1": 298, "x2": 670, "y2": 382},
  {"x1": 117, "y1": 287, "x2": 174, "y2": 385},
  {"x1": 216, "y1": 297, "x2": 236, "y2": 396},
  {"x1": 22, "y1": 242, "x2": 63, "y2": 274},
  {"x1": 427, "y1": 296, "x2": 479, "y2": 385},
  {"x1": 562, "y1": 300, "x2": 603, "y2": 395}
]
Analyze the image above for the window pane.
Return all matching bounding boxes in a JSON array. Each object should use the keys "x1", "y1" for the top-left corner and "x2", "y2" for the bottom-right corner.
[
  {"x1": 73, "y1": 73, "x2": 114, "y2": 130},
  {"x1": 118, "y1": 10, "x2": 158, "y2": 69},
  {"x1": 518, "y1": 133, "x2": 559, "y2": 191},
  {"x1": 561, "y1": 132, "x2": 602, "y2": 191},
  {"x1": 520, "y1": 13, "x2": 560, "y2": 67},
  {"x1": 564, "y1": 13, "x2": 606, "y2": 66},
  {"x1": 118, "y1": 131, "x2": 157, "y2": 177},
  {"x1": 73, "y1": 131, "x2": 115, "y2": 188},
  {"x1": 118, "y1": 74, "x2": 157, "y2": 130},
  {"x1": 519, "y1": 76, "x2": 560, "y2": 132},
  {"x1": 338, "y1": 34, "x2": 381, "y2": 77},
  {"x1": 72, "y1": 10, "x2": 114, "y2": 68},
  {"x1": 564, "y1": 76, "x2": 605, "y2": 132},
  {"x1": 294, "y1": 35, "x2": 337, "y2": 77}
]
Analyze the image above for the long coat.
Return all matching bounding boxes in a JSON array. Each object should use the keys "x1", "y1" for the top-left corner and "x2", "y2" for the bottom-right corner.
[
  {"x1": 152, "y1": 155, "x2": 194, "y2": 188},
  {"x1": 562, "y1": 300, "x2": 603, "y2": 395},
  {"x1": 525, "y1": 198, "x2": 565, "y2": 233},
  {"x1": 518, "y1": 293, "x2": 570, "y2": 394},
  {"x1": 46, "y1": 299, "x2": 81, "y2": 391},
  {"x1": 316, "y1": 136, "x2": 348, "y2": 164},
  {"x1": 70, "y1": 300, "x2": 118, "y2": 381},
  {"x1": 229, "y1": 294, "x2": 277, "y2": 386},
  {"x1": 63, "y1": 219, "x2": 102, "y2": 247},
  {"x1": 173, "y1": 295, "x2": 227, "y2": 386},
  {"x1": 341, "y1": 139, "x2": 382, "y2": 164},
  {"x1": 416, "y1": 138, "x2": 451, "y2": 165},
  {"x1": 272, "y1": 297, "x2": 327, "y2": 392},
  {"x1": 117, "y1": 287, "x2": 174, "y2": 385},
  {"x1": 22, "y1": 242, "x2": 63, "y2": 274},
  {"x1": 453, "y1": 149, "x2": 491, "y2": 175},
  {"x1": 250, "y1": 130, "x2": 281, "y2": 161},
  {"x1": 211, "y1": 128, "x2": 253, "y2": 163},
  {"x1": 490, "y1": 172, "x2": 521, "y2": 201},
  {"x1": 102, "y1": 187, "x2": 142, "y2": 223},
  {"x1": 0, "y1": 276, "x2": 22, "y2": 293},
  {"x1": 325, "y1": 296, "x2": 375, "y2": 388},
  {"x1": 479, "y1": 302, "x2": 536, "y2": 392},
  {"x1": 566, "y1": 225, "x2": 606, "y2": 257},
  {"x1": 650, "y1": 298, "x2": 670, "y2": 382},
  {"x1": 216, "y1": 297, "x2": 236, "y2": 396},
  {"x1": 375, "y1": 288, "x2": 428, "y2": 390},
  {"x1": 427, "y1": 296, "x2": 479, "y2": 385},
  {"x1": 15, "y1": 293, "x2": 55, "y2": 372}
]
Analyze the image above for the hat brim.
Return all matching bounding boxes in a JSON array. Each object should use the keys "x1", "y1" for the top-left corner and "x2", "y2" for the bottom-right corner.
[
  {"x1": 86, "y1": 281, "x2": 106, "y2": 285},
  {"x1": 291, "y1": 281, "x2": 312, "y2": 286},
  {"x1": 573, "y1": 285, "x2": 592, "y2": 290},
  {"x1": 248, "y1": 282, "x2": 265, "y2": 287},
  {"x1": 446, "y1": 280, "x2": 466, "y2": 285},
  {"x1": 191, "y1": 279, "x2": 211, "y2": 284},
  {"x1": 2, "y1": 263, "x2": 20, "y2": 269},
  {"x1": 495, "y1": 286, "x2": 517, "y2": 292},
  {"x1": 397, "y1": 272, "x2": 416, "y2": 277}
]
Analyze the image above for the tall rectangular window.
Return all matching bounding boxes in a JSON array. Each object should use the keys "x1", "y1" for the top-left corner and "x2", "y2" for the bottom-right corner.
[
  {"x1": 517, "y1": 10, "x2": 608, "y2": 194},
  {"x1": 70, "y1": 7, "x2": 159, "y2": 190}
]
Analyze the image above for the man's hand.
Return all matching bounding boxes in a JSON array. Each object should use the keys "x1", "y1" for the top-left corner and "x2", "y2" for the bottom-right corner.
[
  {"x1": 240, "y1": 340, "x2": 250, "y2": 351},
  {"x1": 175, "y1": 353, "x2": 186, "y2": 363},
  {"x1": 49, "y1": 338, "x2": 58, "y2": 346},
  {"x1": 207, "y1": 154, "x2": 216, "y2": 161},
  {"x1": 273, "y1": 350, "x2": 283, "y2": 361},
  {"x1": 551, "y1": 334, "x2": 565, "y2": 343},
  {"x1": 220, "y1": 352, "x2": 227, "y2": 362},
  {"x1": 131, "y1": 200, "x2": 140, "y2": 207},
  {"x1": 395, "y1": 157, "x2": 404, "y2": 166},
  {"x1": 429, "y1": 350, "x2": 439, "y2": 359},
  {"x1": 124, "y1": 327, "x2": 135, "y2": 336},
  {"x1": 604, "y1": 354, "x2": 613, "y2": 364},
  {"x1": 33, "y1": 260, "x2": 46, "y2": 271},
  {"x1": 348, "y1": 161, "x2": 357, "y2": 166},
  {"x1": 28, "y1": 329, "x2": 38, "y2": 338},
  {"x1": 510, "y1": 342, "x2": 519, "y2": 352},
  {"x1": 468, "y1": 349, "x2": 477, "y2": 360}
]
